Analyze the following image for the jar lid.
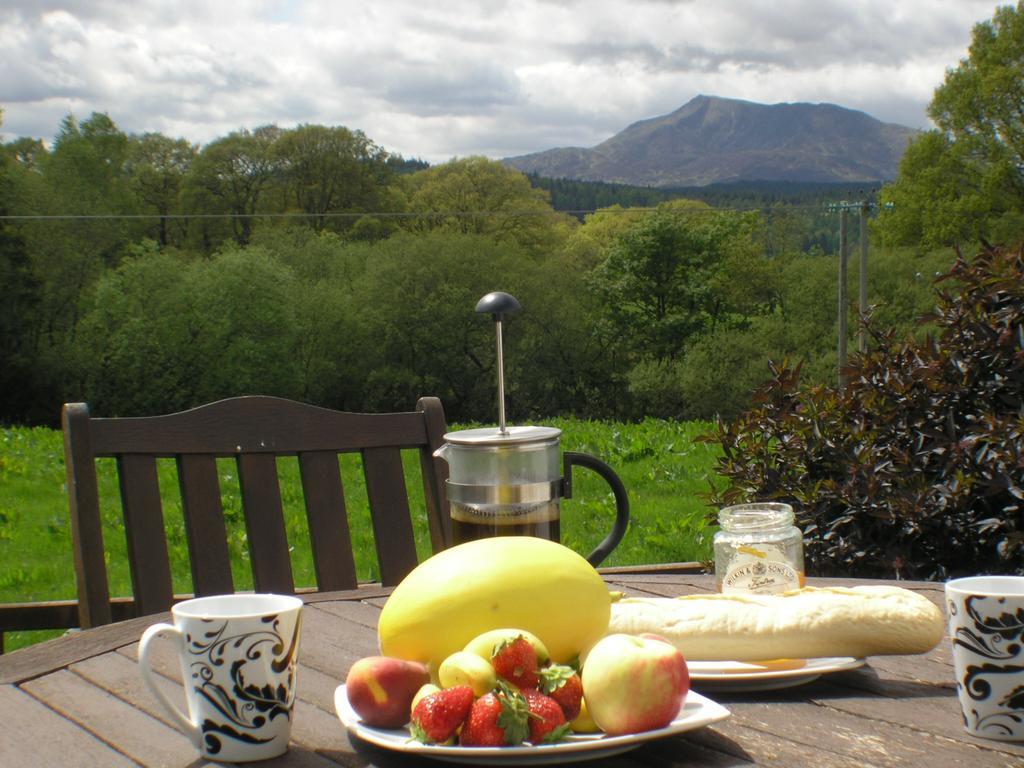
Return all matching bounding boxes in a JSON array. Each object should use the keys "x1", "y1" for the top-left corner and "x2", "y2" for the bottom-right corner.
[{"x1": 443, "y1": 425, "x2": 562, "y2": 446}]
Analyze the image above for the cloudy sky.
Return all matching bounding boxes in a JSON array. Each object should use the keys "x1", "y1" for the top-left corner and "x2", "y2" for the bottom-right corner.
[{"x1": 0, "y1": 0, "x2": 1005, "y2": 163}]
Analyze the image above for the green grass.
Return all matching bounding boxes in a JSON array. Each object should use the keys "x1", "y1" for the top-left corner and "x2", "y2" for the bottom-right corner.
[{"x1": 0, "y1": 418, "x2": 722, "y2": 652}]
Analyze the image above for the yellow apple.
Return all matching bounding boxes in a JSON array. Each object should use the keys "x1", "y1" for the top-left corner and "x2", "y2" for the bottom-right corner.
[
  {"x1": 410, "y1": 682, "x2": 440, "y2": 716},
  {"x1": 437, "y1": 650, "x2": 497, "y2": 696},
  {"x1": 570, "y1": 698, "x2": 601, "y2": 733}
]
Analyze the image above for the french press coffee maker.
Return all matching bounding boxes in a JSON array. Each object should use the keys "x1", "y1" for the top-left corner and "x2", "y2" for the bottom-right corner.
[{"x1": 434, "y1": 292, "x2": 630, "y2": 566}]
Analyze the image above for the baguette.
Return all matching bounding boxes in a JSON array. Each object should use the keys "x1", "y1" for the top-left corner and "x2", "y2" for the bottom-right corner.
[{"x1": 608, "y1": 586, "x2": 945, "y2": 661}]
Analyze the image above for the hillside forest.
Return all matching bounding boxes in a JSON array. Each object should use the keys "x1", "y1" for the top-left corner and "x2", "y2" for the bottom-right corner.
[
  {"x1": 0, "y1": 118, "x2": 943, "y2": 429},
  {"x1": 1, "y1": 3, "x2": 1022, "y2": 430}
]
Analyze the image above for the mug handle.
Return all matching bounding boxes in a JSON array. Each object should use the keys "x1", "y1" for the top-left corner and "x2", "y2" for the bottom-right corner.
[
  {"x1": 563, "y1": 452, "x2": 630, "y2": 567},
  {"x1": 138, "y1": 622, "x2": 200, "y2": 747}
]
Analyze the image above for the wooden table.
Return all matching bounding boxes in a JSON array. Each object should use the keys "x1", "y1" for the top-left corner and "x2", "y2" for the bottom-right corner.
[{"x1": 2, "y1": 574, "x2": 1021, "y2": 767}]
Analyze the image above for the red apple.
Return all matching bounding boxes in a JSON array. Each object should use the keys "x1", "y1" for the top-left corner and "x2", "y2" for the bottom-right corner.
[
  {"x1": 345, "y1": 656, "x2": 431, "y2": 727},
  {"x1": 581, "y1": 633, "x2": 689, "y2": 735}
]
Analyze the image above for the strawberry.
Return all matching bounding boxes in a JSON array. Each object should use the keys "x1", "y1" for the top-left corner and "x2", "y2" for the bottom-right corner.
[
  {"x1": 459, "y1": 685, "x2": 530, "y2": 747},
  {"x1": 409, "y1": 685, "x2": 474, "y2": 744},
  {"x1": 491, "y1": 634, "x2": 539, "y2": 689},
  {"x1": 522, "y1": 688, "x2": 571, "y2": 744},
  {"x1": 539, "y1": 664, "x2": 584, "y2": 722}
]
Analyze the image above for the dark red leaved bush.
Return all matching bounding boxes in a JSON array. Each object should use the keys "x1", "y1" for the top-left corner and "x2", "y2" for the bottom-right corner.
[{"x1": 707, "y1": 243, "x2": 1024, "y2": 580}]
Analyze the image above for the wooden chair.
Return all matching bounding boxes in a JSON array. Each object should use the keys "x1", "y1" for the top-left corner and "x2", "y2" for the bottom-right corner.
[{"x1": 0, "y1": 396, "x2": 451, "y2": 646}]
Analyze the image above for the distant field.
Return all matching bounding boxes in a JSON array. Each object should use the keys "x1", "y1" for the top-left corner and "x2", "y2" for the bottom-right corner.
[{"x1": 0, "y1": 418, "x2": 723, "y2": 651}]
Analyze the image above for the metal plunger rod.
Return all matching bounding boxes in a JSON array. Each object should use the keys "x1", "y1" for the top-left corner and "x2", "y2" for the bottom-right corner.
[
  {"x1": 474, "y1": 291, "x2": 522, "y2": 435},
  {"x1": 495, "y1": 318, "x2": 508, "y2": 434}
]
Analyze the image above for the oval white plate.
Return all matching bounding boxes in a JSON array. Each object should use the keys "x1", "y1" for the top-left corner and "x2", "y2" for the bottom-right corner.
[
  {"x1": 688, "y1": 657, "x2": 866, "y2": 692},
  {"x1": 334, "y1": 684, "x2": 730, "y2": 765}
]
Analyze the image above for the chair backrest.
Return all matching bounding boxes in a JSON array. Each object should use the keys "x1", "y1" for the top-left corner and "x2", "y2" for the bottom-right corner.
[{"x1": 62, "y1": 396, "x2": 451, "y2": 629}]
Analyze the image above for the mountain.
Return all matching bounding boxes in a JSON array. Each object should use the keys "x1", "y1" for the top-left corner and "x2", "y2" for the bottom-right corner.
[{"x1": 503, "y1": 95, "x2": 919, "y2": 187}]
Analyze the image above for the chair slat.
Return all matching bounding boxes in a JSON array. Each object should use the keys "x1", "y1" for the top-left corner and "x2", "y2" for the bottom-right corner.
[
  {"x1": 62, "y1": 403, "x2": 112, "y2": 628},
  {"x1": 417, "y1": 397, "x2": 451, "y2": 550},
  {"x1": 177, "y1": 454, "x2": 234, "y2": 596},
  {"x1": 118, "y1": 455, "x2": 174, "y2": 616},
  {"x1": 236, "y1": 454, "x2": 294, "y2": 593},
  {"x1": 362, "y1": 447, "x2": 418, "y2": 586},
  {"x1": 299, "y1": 452, "x2": 358, "y2": 590}
]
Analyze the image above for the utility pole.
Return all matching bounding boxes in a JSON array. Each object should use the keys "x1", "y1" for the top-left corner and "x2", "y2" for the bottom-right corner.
[
  {"x1": 837, "y1": 205, "x2": 849, "y2": 389},
  {"x1": 859, "y1": 200, "x2": 869, "y2": 353},
  {"x1": 830, "y1": 196, "x2": 876, "y2": 387}
]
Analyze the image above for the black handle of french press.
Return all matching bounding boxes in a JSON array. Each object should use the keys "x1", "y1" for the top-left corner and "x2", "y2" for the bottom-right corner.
[{"x1": 562, "y1": 451, "x2": 630, "y2": 567}]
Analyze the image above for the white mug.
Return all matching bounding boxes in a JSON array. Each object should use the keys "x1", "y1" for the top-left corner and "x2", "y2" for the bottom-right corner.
[
  {"x1": 945, "y1": 576, "x2": 1024, "y2": 741},
  {"x1": 138, "y1": 593, "x2": 304, "y2": 762}
]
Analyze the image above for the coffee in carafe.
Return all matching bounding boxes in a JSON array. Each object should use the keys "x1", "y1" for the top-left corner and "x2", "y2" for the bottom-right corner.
[{"x1": 450, "y1": 503, "x2": 560, "y2": 543}]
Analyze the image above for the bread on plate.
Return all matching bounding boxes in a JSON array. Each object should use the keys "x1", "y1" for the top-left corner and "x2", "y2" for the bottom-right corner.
[{"x1": 607, "y1": 586, "x2": 945, "y2": 661}]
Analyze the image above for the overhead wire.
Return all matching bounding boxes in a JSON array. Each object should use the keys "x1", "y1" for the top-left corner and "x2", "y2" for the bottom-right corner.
[{"x1": 0, "y1": 200, "x2": 871, "y2": 221}]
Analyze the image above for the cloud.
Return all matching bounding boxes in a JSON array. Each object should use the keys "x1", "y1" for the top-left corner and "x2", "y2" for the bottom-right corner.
[{"x1": 0, "y1": 0, "x2": 1002, "y2": 161}]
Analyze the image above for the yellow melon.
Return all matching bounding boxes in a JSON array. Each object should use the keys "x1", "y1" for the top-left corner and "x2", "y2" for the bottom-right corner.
[{"x1": 377, "y1": 537, "x2": 610, "y2": 672}]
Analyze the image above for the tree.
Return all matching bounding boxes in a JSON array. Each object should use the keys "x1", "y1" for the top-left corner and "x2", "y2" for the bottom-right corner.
[
  {"x1": 0, "y1": 113, "x2": 45, "y2": 422},
  {"x1": 27, "y1": 114, "x2": 143, "y2": 357},
  {"x1": 589, "y1": 201, "x2": 759, "y2": 362},
  {"x1": 43, "y1": 113, "x2": 139, "y2": 232},
  {"x1": 0, "y1": 222, "x2": 41, "y2": 420},
  {"x1": 271, "y1": 124, "x2": 394, "y2": 232},
  {"x1": 126, "y1": 133, "x2": 197, "y2": 246},
  {"x1": 610, "y1": 319, "x2": 786, "y2": 423},
  {"x1": 350, "y1": 231, "x2": 538, "y2": 421},
  {"x1": 75, "y1": 244, "x2": 202, "y2": 414},
  {"x1": 876, "y1": 2, "x2": 1024, "y2": 248},
  {"x1": 758, "y1": 204, "x2": 810, "y2": 259},
  {"x1": 246, "y1": 226, "x2": 371, "y2": 408},
  {"x1": 402, "y1": 157, "x2": 575, "y2": 254},
  {"x1": 562, "y1": 205, "x2": 647, "y2": 269},
  {"x1": 186, "y1": 246, "x2": 300, "y2": 401},
  {"x1": 76, "y1": 244, "x2": 301, "y2": 414},
  {"x1": 874, "y1": 133, "x2": 983, "y2": 248},
  {"x1": 183, "y1": 125, "x2": 281, "y2": 246}
]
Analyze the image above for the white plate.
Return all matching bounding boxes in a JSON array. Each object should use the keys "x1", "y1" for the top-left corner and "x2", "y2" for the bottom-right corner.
[
  {"x1": 687, "y1": 657, "x2": 866, "y2": 692},
  {"x1": 334, "y1": 684, "x2": 730, "y2": 765}
]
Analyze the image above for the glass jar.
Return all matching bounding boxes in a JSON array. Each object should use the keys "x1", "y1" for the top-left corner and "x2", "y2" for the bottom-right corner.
[{"x1": 714, "y1": 502, "x2": 805, "y2": 595}]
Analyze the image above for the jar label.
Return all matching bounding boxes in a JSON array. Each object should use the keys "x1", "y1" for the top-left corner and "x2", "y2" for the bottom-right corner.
[{"x1": 722, "y1": 557, "x2": 802, "y2": 595}]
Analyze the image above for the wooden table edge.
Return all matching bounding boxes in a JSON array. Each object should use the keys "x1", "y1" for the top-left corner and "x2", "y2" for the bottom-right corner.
[{"x1": 0, "y1": 584, "x2": 390, "y2": 685}]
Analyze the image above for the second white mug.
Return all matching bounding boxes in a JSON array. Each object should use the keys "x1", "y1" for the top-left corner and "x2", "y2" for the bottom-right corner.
[{"x1": 946, "y1": 575, "x2": 1024, "y2": 742}]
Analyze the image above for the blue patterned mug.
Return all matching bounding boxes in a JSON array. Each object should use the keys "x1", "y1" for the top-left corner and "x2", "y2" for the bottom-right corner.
[
  {"x1": 945, "y1": 576, "x2": 1024, "y2": 742},
  {"x1": 139, "y1": 593, "x2": 303, "y2": 762}
]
